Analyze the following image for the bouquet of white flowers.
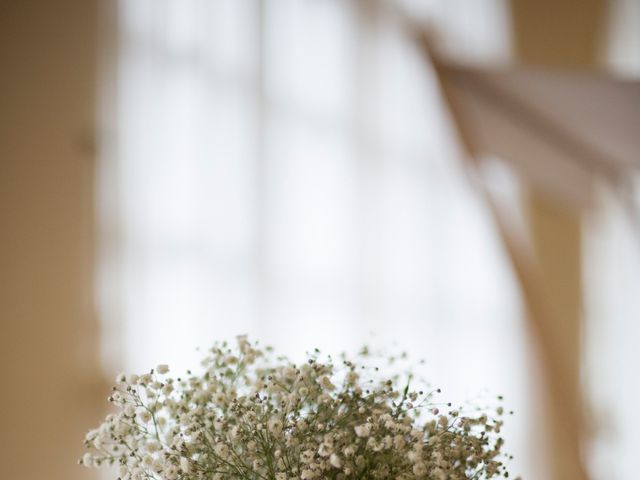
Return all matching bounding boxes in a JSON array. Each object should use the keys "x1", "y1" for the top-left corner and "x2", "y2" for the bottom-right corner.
[{"x1": 81, "y1": 336, "x2": 516, "y2": 479}]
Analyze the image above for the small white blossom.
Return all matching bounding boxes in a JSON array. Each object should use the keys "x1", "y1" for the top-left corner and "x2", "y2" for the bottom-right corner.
[
  {"x1": 156, "y1": 364, "x2": 169, "y2": 374},
  {"x1": 354, "y1": 424, "x2": 370, "y2": 438},
  {"x1": 137, "y1": 409, "x2": 152, "y2": 424},
  {"x1": 81, "y1": 453, "x2": 94, "y2": 467},
  {"x1": 413, "y1": 461, "x2": 428, "y2": 476}
]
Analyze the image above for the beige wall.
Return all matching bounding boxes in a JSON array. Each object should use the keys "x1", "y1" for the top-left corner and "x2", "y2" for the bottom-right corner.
[
  {"x1": 0, "y1": 1, "x2": 104, "y2": 479},
  {"x1": 511, "y1": 0, "x2": 607, "y2": 68}
]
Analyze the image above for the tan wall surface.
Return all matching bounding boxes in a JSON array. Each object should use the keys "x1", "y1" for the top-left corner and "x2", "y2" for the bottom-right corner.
[
  {"x1": 511, "y1": 0, "x2": 607, "y2": 68},
  {"x1": 0, "y1": 1, "x2": 103, "y2": 479}
]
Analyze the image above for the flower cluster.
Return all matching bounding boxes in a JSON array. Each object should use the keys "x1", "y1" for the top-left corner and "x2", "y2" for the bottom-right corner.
[{"x1": 81, "y1": 336, "x2": 516, "y2": 479}]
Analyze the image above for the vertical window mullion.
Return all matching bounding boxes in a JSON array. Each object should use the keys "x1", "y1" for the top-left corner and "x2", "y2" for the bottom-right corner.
[{"x1": 353, "y1": 0, "x2": 379, "y2": 329}]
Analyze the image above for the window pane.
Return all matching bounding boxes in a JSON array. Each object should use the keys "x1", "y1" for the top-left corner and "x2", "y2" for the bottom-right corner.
[
  {"x1": 265, "y1": 0, "x2": 356, "y2": 120},
  {"x1": 265, "y1": 114, "x2": 358, "y2": 287}
]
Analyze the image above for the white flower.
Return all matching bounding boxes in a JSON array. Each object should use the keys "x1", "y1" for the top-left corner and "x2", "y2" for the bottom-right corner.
[
  {"x1": 319, "y1": 375, "x2": 335, "y2": 391},
  {"x1": 354, "y1": 424, "x2": 370, "y2": 438},
  {"x1": 145, "y1": 440, "x2": 161, "y2": 453},
  {"x1": 407, "y1": 450, "x2": 419, "y2": 462},
  {"x1": 300, "y1": 449, "x2": 315, "y2": 464},
  {"x1": 162, "y1": 383, "x2": 174, "y2": 395},
  {"x1": 151, "y1": 458, "x2": 164, "y2": 474},
  {"x1": 329, "y1": 453, "x2": 342, "y2": 468},
  {"x1": 164, "y1": 464, "x2": 179, "y2": 480},
  {"x1": 301, "y1": 469, "x2": 317, "y2": 479},
  {"x1": 268, "y1": 418, "x2": 283, "y2": 434},
  {"x1": 318, "y1": 442, "x2": 332, "y2": 457},
  {"x1": 413, "y1": 461, "x2": 427, "y2": 476},
  {"x1": 214, "y1": 443, "x2": 230, "y2": 458},
  {"x1": 156, "y1": 364, "x2": 169, "y2": 374},
  {"x1": 137, "y1": 409, "x2": 152, "y2": 424}
]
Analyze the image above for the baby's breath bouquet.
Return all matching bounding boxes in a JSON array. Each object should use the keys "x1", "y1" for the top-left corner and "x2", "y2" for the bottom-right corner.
[{"x1": 81, "y1": 336, "x2": 516, "y2": 480}]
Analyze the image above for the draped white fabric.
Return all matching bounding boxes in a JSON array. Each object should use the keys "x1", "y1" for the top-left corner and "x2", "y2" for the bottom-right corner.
[
  {"x1": 587, "y1": 2, "x2": 640, "y2": 478},
  {"x1": 98, "y1": 0, "x2": 533, "y2": 476},
  {"x1": 584, "y1": 186, "x2": 640, "y2": 480}
]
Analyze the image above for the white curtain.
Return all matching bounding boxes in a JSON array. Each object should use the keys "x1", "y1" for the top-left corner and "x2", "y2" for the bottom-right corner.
[
  {"x1": 98, "y1": 0, "x2": 534, "y2": 477},
  {"x1": 584, "y1": 185, "x2": 640, "y2": 480},
  {"x1": 585, "y1": 2, "x2": 640, "y2": 478}
]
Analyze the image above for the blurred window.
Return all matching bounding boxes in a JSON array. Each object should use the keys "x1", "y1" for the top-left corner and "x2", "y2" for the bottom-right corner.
[{"x1": 98, "y1": 0, "x2": 532, "y2": 476}]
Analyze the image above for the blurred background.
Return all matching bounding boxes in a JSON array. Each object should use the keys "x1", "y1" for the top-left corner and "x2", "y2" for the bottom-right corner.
[{"x1": 0, "y1": 1, "x2": 638, "y2": 479}]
